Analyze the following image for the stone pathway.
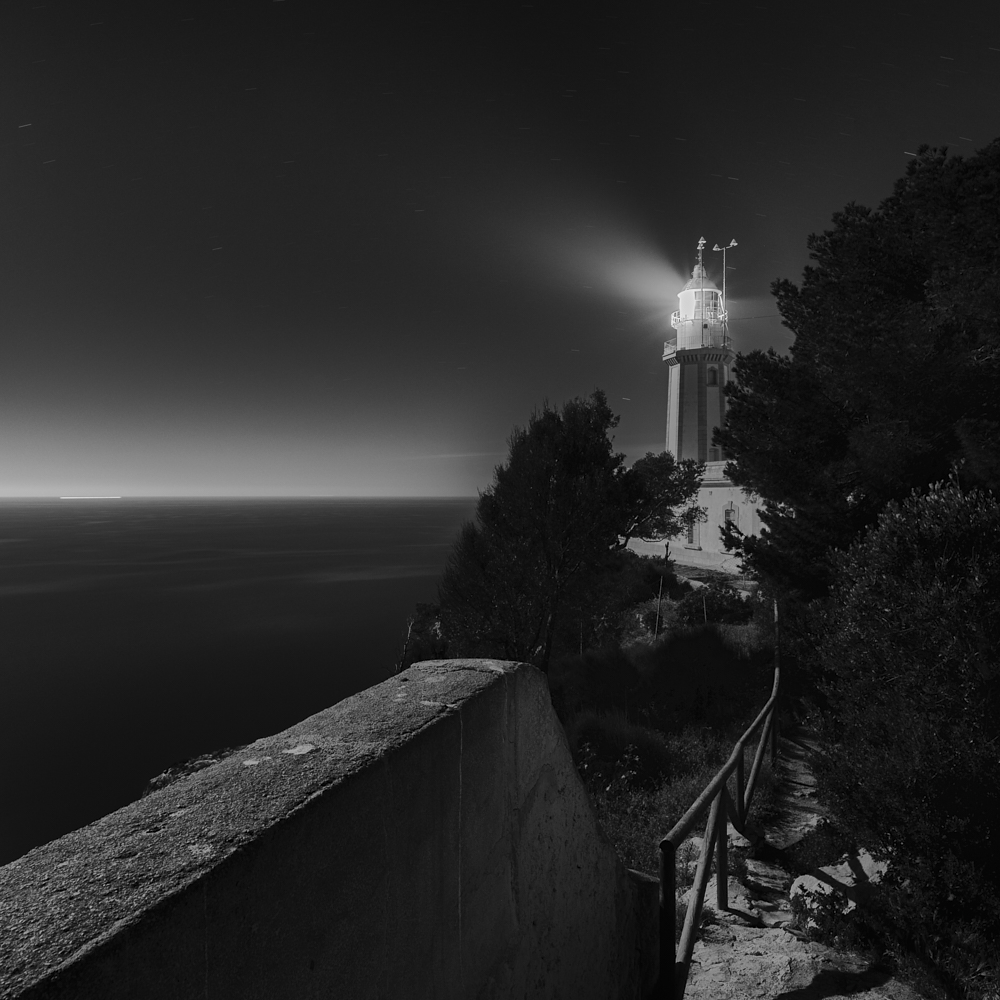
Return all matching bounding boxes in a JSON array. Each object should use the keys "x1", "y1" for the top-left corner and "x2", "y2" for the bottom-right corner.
[{"x1": 679, "y1": 726, "x2": 928, "y2": 1000}]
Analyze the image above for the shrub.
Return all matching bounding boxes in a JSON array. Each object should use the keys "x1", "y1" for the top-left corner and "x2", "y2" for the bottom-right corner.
[
  {"x1": 676, "y1": 581, "x2": 754, "y2": 626},
  {"x1": 567, "y1": 709, "x2": 671, "y2": 790},
  {"x1": 548, "y1": 644, "x2": 641, "y2": 722},
  {"x1": 618, "y1": 596, "x2": 679, "y2": 646},
  {"x1": 553, "y1": 551, "x2": 687, "y2": 656},
  {"x1": 628, "y1": 624, "x2": 773, "y2": 734},
  {"x1": 811, "y1": 480, "x2": 1000, "y2": 997}
]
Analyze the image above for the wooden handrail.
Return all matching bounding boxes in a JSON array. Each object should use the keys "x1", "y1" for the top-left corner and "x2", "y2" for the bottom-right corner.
[{"x1": 654, "y1": 600, "x2": 781, "y2": 1000}]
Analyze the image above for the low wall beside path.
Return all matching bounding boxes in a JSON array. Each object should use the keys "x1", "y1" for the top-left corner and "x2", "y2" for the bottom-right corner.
[{"x1": 0, "y1": 659, "x2": 658, "y2": 999}]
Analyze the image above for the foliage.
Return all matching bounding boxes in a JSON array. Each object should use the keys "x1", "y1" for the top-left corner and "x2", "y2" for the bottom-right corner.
[
  {"x1": 618, "y1": 451, "x2": 704, "y2": 543},
  {"x1": 552, "y1": 551, "x2": 684, "y2": 659},
  {"x1": 548, "y1": 644, "x2": 642, "y2": 723},
  {"x1": 674, "y1": 581, "x2": 754, "y2": 626},
  {"x1": 548, "y1": 619, "x2": 771, "y2": 731},
  {"x1": 569, "y1": 713, "x2": 671, "y2": 790},
  {"x1": 399, "y1": 552, "x2": 685, "y2": 674},
  {"x1": 569, "y1": 715, "x2": 736, "y2": 875},
  {"x1": 565, "y1": 630, "x2": 776, "y2": 878},
  {"x1": 626, "y1": 595, "x2": 679, "y2": 644},
  {"x1": 810, "y1": 480, "x2": 1000, "y2": 997},
  {"x1": 395, "y1": 602, "x2": 448, "y2": 672},
  {"x1": 436, "y1": 390, "x2": 621, "y2": 669},
  {"x1": 789, "y1": 864, "x2": 998, "y2": 1000},
  {"x1": 436, "y1": 391, "x2": 701, "y2": 670},
  {"x1": 717, "y1": 139, "x2": 1000, "y2": 596}
]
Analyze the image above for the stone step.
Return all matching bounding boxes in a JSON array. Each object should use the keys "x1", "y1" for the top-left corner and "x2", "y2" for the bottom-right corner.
[
  {"x1": 743, "y1": 858, "x2": 791, "y2": 898},
  {"x1": 757, "y1": 908, "x2": 795, "y2": 928}
]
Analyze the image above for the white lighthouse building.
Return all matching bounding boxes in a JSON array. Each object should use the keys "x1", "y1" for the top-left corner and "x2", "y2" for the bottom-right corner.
[{"x1": 661, "y1": 238, "x2": 763, "y2": 571}]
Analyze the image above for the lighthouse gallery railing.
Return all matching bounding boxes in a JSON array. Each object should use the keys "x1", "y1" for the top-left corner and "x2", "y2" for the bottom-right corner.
[{"x1": 654, "y1": 601, "x2": 781, "y2": 1000}]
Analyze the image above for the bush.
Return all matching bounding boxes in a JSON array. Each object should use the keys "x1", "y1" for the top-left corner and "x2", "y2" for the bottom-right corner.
[
  {"x1": 548, "y1": 644, "x2": 642, "y2": 722},
  {"x1": 567, "y1": 709, "x2": 671, "y2": 789},
  {"x1": 628, "y1": 623, "x2": 773, "y2": 734},
  {"x1": 811, "y1": 480, "x2": 1000, "y2": 997},
  {"x1": 569, "y1": 720, "x2": 736, "y2": 876},
  {"x1": 552, "y1": 551, "x2": 687, "y2": 656},
  {"x1": 675, "y1": 581, "x2": 754, "y2": 626},
  {"x1": 617, "y1": 595, "x2": 679, "y2": 646}
]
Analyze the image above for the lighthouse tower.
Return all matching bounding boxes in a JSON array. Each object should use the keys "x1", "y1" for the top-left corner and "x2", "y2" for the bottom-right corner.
[
  {"x1": 643, "y1": 236, "x2": 762, "y2": 570},
  {"x1": 664, "y1": 238, "x2": 735, "y2": 464}
]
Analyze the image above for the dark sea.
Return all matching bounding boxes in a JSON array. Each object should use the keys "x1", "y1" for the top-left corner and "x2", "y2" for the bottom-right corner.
[{"x1": 0, "y1": 497, "x2": 476, "y2": 866}]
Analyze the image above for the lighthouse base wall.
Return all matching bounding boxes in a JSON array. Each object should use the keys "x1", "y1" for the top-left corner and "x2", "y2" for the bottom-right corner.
[{"x1": 628, "y1": 465, "x2": 762, "y2": 575}]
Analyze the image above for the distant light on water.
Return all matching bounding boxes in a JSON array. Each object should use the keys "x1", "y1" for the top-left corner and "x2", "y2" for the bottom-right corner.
[{"x1": 59, "y1": 496, "x2": 123, "y2": 499}]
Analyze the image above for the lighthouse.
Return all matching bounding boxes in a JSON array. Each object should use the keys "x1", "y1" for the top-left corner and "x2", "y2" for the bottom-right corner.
[
  {"x1": 652, "y1": 237, "x2": 762, "y2": 569},
  {"x1": 663, "y1": 237, "x2": 735, "y2": 464}
]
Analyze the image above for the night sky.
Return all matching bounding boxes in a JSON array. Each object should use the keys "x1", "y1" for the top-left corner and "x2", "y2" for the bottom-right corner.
[{"x1": 3, "y1": 2, "x2": 998, "y2": 497}]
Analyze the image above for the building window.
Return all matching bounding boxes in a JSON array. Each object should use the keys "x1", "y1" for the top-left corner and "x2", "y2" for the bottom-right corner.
[
  {"x1": 707, "y1": 367, "x2": 718, "y2": 386},
  {"x1": 685, "y1": 519, "x2": 699, "y2": 547},
  {"x1": 724, "y1": 506, "x2": 737, "y2": 527}
]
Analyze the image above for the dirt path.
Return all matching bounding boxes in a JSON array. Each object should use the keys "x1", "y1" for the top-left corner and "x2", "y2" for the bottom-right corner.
[{"x1": 680, "y1": 727, "x2": 926, "y2": 1000}]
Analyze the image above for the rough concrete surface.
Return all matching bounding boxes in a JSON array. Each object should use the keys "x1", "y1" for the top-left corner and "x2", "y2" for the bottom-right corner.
[
  {"x1": 0, "y1": 660, "x2": 656, "y2": 1000},
  {"x1": 681, "y1": 727, "x2": 927, "y2": 1000}
]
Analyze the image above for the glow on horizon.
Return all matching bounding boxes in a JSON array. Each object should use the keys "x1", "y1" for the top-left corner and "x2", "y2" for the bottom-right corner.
[{"x1": 59, "y1": 496, "x2": 123, "y2": 499}]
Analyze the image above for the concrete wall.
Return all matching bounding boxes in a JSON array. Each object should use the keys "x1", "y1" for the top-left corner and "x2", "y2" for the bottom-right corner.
[{"x1": 0, "y1": 660, "x2": 658, "y2": 1000}]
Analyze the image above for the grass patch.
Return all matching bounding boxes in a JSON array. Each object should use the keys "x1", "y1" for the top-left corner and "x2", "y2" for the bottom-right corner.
[{"x1": 579, "y1": 769, "x2": 727, "y2": 877}]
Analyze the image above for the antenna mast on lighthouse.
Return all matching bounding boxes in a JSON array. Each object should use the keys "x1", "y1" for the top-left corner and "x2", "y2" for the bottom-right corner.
[
  {"x1": 697, "y1": 237, "x2": 706, "y2": 346},
  {"x1": 712, "y1": 239, "x2": 738, "y2": 350}
]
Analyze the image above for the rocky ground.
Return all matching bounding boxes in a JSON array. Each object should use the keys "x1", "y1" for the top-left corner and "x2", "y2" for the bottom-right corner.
[{"x1": 678, "y1": 727, "x2": 934, "y2": 1000}]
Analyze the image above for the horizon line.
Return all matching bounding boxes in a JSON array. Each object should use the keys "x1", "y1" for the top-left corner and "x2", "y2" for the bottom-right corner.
[{"x1": 3, "y1": 494, "x2": 480, "y2": 501}]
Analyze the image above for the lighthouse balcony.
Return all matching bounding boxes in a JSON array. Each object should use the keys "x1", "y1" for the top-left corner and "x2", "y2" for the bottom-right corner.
[{"x1": 667, "y1": 332, "x2": 731, "y2": 353}]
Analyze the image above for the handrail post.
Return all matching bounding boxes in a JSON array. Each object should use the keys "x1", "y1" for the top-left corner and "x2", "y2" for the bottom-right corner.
[
  {"x1": 675, "y1": 794, "x2": 721, "y2": 999},
  {"x1": 771, "y1": 597, "x2": 780, "y2": 767},
  {"x1": 658, "y1": 839, "x2": 676, "y2": 1000},
  {"x1": 734, "y1": 750, "x2": 745, "y2": 829},
  {"x1": 715, "y1": 788, "x2": 729, "y2": 911}
]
